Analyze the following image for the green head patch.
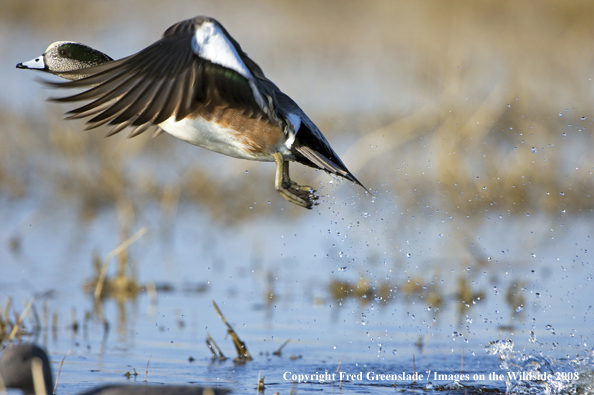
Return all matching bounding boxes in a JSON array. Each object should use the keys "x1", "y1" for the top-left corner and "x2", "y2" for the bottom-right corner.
[{"x1": 57, "y1": 43, "x2": 113, "y2": 64}]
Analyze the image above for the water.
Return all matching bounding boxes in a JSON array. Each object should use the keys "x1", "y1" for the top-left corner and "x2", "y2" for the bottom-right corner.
[
  {"x1": 486, "y1": 340, "x2": 594, "y2": 394},
  {"x1": 2, "y1": 2, "x2": 594, "y2": 394},
  {"x1": 1, "y1": 194, "x2": 592, "y2": 394}
]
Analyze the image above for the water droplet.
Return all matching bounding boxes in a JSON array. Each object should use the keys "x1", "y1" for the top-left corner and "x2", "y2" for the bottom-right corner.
[{"x1": 516, "y1": 305, "x2": 524, "y2": 313}]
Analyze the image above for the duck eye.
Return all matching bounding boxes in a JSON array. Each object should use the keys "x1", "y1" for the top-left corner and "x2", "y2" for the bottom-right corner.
[{"x1": 59, "y1": 49, "x2": 68, "y2": 56}]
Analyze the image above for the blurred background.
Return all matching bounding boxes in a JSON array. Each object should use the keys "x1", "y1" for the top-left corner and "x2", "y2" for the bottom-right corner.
[{"x1": 1, "y1": 0, "x2": 593, "y2": 393}]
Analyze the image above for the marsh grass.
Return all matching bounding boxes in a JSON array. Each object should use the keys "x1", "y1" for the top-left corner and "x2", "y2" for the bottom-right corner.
[
  {"x1": 272, "y1": 339, "x2": 291, "y2": 357},
  {"x1": 256, "y1": 374, "x2": 265, "y2": 393},
  {"x1": 0, "y1": 297, "x2": 38, "y2": 343},
  {"x1": 87, "y1": 227, "x2": 147, "y2": 303},
  {"x1": 327, "y1": 270, "x2": 532, "y2": 331},
  {"x1": 54, "y1": 350, "x2": 70, "y2": 395},
  {"x1": 206, "y1": 334, "x2": 226, "y2": 360},
  {"x1": 80, "y1": 227, "x2": 148, "y2": 334},
  {"x1": 1, "y1": 105, "x2": 287, "y2": 226},
  {"x1": 1, "y1": 1, "x2": 591, "y2": 230},
  {"x1": 211, "y1": 300, "x2": 252, "y2": 362},
  {"x1": 1, "y1": 5, "x2": 592, "y2": 391}
]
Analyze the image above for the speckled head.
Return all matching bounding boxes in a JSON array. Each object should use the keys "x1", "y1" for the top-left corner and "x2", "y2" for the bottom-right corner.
[{"x1": 17, "y1": 41, "x2": 113, "y2": 80}]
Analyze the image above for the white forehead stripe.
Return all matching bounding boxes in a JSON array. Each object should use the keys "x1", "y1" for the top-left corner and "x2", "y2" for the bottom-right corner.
[
  {"x1": 192, "y1": 22, "x2": 251, "y2": 79},
  {"x1": 22, "y1": 56, "x2": 46, "y2": 70}
]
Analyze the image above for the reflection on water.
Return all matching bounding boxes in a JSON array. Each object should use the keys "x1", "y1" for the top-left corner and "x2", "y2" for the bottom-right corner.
[
  {"x1": 1, "y1": 202, "x2": 591, "y2": 393},
  {"x1": 1, "y1": 1, "x2": 594, "y2": 394}
]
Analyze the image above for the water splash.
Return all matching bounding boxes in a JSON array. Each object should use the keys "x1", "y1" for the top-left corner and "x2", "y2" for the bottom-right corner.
[{"x1": 485, "y1": 339, "x2": 594, "y2": 394}]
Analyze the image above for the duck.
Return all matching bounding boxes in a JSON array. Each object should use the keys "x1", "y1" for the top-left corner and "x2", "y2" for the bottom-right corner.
[
  {"x1": 16, "y1": 16, "x2": 366, "y2": 209},
  {"x1": 0, "y1": 343, "x2": 231, "y2": 395}
]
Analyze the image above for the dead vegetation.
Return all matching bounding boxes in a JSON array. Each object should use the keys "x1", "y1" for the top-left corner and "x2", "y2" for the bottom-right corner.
[
  {"x1": 209, "y1": 300, "x2": 252, "y2": 363},
  {"x1": 1, "y1": 2, "x2": 592, "y2": 391},
  {"x1": 0, "y1": 297, "x2": 61, "y2": 344},
  {"x1": 0, "y1": 1, "x2": 592, "y2": 228}
]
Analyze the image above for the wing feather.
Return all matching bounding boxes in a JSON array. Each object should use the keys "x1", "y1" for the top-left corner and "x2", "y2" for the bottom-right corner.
[{"x1": 45, "y1": 17, "x2": 273, "y2": 136}]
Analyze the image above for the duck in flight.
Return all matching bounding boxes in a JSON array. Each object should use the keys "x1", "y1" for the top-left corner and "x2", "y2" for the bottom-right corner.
[{"x1": 17, "y1": 16, "x2": 366, "y2": 209}]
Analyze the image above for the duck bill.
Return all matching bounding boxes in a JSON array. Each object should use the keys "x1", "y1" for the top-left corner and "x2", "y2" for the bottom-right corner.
[{"x1": 16, "y1": 55, "x2": 47, "y2": 71}]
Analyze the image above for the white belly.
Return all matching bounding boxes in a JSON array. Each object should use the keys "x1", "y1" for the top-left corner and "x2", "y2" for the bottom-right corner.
[{"x1": 159, "y1": 116, "x2": 280, "y2": 162}]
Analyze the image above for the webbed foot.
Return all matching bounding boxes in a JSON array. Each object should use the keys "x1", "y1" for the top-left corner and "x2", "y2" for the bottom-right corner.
[{"x1": 273, "y1": 152, "x2": 318, "y2": 209}]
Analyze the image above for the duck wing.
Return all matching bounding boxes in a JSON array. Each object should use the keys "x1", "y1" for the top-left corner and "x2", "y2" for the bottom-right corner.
[{"x1": 45, "y1": 16, "x2": 278, "y2": 137}]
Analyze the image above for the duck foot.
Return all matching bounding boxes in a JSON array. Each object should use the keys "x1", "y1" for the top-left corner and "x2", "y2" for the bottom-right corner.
[{"x1": 273, "y1": 152, "x2": 318, "y2": 209}]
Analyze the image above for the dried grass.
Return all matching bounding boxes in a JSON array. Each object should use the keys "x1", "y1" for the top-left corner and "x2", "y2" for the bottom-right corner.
[{"x1": 1, "y1": 1, "x2": 592, "y2": 226}]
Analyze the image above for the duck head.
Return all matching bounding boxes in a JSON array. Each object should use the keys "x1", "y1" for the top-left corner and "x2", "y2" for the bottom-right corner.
[{"x1": 17, "y1": 41, "x2": 113, "y2": 81}]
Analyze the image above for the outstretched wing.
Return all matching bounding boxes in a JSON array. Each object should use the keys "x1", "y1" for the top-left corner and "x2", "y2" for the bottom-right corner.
[{"x1": 45, "y1": 17, "x2": 275, "y2": 138}]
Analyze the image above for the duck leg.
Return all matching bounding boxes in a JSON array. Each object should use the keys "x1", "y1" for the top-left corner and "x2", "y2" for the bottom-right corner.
[{"x1": 273, "y1": 152, "x2": 318, "y2": 209}]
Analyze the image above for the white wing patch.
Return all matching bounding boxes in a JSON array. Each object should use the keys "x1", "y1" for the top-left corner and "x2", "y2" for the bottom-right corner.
[
  {"x1": 21, "y1": 56, "x2": 46, "y2": 70},
  {"x1": 192, "y1": 22, "x2": 251, "y2": 79},
  {"x1": 192, "y1": 21, "x2": 269, "y2": 114}
]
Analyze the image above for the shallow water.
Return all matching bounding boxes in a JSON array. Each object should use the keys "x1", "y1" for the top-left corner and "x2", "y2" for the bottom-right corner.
[
  {"x1": 2, "y1": 2, "x2": 594, "y2": 395},
  {"x1": 2, "y1": 195, "x2": 592, "y2": 394}
]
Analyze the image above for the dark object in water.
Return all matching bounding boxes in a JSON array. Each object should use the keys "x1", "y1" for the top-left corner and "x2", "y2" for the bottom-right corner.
[{"x1": 0, "y1": 343, "x2": 231, "y2": 395}]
